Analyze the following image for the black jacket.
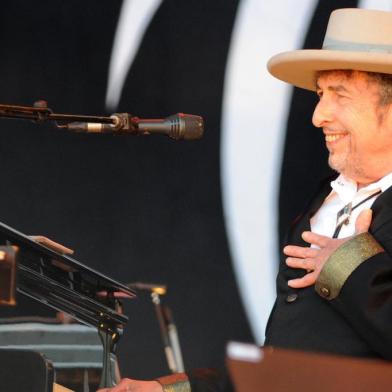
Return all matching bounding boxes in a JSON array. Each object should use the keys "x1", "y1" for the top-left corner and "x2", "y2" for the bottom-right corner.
[
  {"x1": 187, "y1": 181, "x2": 392, "y2": 391},
  {"x1": 265, "y1": 181, "x2": 392, "y2": 359}
]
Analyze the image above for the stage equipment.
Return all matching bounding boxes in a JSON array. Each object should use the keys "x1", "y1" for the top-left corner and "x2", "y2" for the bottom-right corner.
[
  {"x1": 0, "y1": 101, "x2": 204, "y2": 140},
  {"x1": 0, "y1": 220, "x2": 135, "y2": 389},
  {"x1": 128, "y1": 282, "x2": 185, "y2": 373},
  {"x1": 0, "y1": 320, "x2": 106, "y2": 392},
  {"x1": 227, "y1": 342, "x2": 392, "y2": 392},
  {"x1": 0, "y1": 245, "x2": 17, "y2": 306}
]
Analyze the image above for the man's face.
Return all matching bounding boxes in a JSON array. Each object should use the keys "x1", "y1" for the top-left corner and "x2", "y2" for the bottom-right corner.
[{"x1": 312, "y1": 70, "x2": 392, "y2": 185}]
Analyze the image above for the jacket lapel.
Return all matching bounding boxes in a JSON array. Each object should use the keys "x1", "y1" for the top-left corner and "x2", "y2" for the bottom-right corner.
[
  {"x1": 286, "y1": 178, "x2": 333, "y2": 247},
  {"x1": 370, "y1": 185, "x2": 392, "y2": 235}
]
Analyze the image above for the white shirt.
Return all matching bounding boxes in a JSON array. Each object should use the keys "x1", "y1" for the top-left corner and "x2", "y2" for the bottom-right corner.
[{"x1": 310, "y1": 172, "x2": 392, "y2": 239}]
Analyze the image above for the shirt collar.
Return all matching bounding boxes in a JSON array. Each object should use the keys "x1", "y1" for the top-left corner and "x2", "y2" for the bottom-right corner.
[{"x1": 330, "y1": 172, "x2": 392, "y2": 204}]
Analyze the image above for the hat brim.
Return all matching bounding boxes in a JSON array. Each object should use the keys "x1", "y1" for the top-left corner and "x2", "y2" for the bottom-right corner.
[{"x1": 267, "y1": 49, "x2": 392, "y2": 91}]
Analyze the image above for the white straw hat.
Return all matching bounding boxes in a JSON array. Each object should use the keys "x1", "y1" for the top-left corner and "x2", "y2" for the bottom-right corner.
[{"x1": 267, "y1": 8, "x2": 392, "y2": 91}]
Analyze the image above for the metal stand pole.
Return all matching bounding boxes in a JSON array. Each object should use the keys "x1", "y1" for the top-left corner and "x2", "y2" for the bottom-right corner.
[
  {"x1": 98, "y1": 328, "x2": 121, "y2": 388},
  {"x1": 151, "y1": 292, "x2": 184, "y2": 373}
]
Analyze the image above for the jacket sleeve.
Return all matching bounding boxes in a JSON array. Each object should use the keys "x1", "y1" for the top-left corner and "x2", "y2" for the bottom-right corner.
[
  {"x1": 157, "y1": 368, "x2": 233, "y2": 392},
  {"x1": 314, "y1": 230, "x2": 392, "y2": 359},
  {"x1": 187, "y1": 368, "x2": 233, "y2": 392}
]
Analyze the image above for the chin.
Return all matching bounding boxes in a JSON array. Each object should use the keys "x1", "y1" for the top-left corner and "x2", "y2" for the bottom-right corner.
[
  {"x1": 328, "y1": 156, "x2": 345, "y2": 174},
  {"x1": 329, "y1": 157, "x2": 368, "y2": 182}
]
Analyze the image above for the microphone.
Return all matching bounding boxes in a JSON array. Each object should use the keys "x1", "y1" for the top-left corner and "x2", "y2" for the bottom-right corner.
[{"x1": 65, "y1": 113, "x2": 204, "y2": 140}]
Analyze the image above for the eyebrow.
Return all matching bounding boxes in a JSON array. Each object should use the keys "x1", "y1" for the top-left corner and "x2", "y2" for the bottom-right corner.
[{"x1": 315, "y1": 83, "x2": 349, "y2": 93}]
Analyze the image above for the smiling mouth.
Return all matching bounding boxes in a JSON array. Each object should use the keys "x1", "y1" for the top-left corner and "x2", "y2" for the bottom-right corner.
[{"x1": 325, "y1": 133, "x2": 347, "y2": 143}]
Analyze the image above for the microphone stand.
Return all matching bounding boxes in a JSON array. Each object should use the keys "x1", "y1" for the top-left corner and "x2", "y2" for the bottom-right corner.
[
  {"x1": 0, "y1": 100, "x2": 157, "y2": 135},
  {"x1": 128, "y1": 282, "x2": 185, "y2": 373},
  {"x1": 151, "y1": 292, "x2": 185, "y2": 373},
  {"x1": 0, "y1": 101, "x2": 160, "y2": 135}
]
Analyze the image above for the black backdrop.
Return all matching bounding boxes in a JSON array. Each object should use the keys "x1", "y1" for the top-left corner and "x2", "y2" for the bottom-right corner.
[
  {"x1": 0, "y1": 0, "x2": 253, "y2": 379},
  {"x1": 0, "y1": 0, "x2": 363, "y2": 382}
]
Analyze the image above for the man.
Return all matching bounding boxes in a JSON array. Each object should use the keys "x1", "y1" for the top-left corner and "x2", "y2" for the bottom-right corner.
[{"x1": 99, "y1": 7, "x2": 392, "y2": 392}]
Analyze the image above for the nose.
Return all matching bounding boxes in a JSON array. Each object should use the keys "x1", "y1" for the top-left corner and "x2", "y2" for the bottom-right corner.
[{"x1": 312, "y1": 97, "x2": 334, "y2": 128}]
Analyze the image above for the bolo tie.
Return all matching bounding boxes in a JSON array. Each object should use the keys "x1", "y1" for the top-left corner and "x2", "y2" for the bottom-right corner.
[{"x1": 333, "y1": 189, "x2": 382, "y2": 238}]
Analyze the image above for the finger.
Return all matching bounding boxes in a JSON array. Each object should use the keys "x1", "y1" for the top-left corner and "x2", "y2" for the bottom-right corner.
[
  {"x1": 283, "y1": 245, "x2": 318, "y2": 258},
  {"x1": 286, "y1": 257, "x2": 314, "y2": 271},
  {"x1": 96, "y1": 382, "x2": 122, "y2": 392},
  {"x1": 288, "y1": 271, "x2": 317, "y2": 288},
  {"x1": 355, "y1": 208, "x2": 372, "y2": 234},
  {"x1": 115, "y1": 379, "x2": 131, "y2": 391},
  {"x1": 301, "y1": 231, "x2": 330, "y2": 247},
  {"x1": 30, "y1": 235, "x2": 74, "y2": 255}
]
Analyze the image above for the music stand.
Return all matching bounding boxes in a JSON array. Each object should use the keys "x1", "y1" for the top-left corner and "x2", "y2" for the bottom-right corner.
[{"x1": 0, "y1": 220, "x2": 136, "y2": 388}]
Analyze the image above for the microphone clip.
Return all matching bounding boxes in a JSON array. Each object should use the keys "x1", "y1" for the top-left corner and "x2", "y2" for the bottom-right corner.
[{"x1": 110, "y1": 113, "x2": 137, "y2": 134}]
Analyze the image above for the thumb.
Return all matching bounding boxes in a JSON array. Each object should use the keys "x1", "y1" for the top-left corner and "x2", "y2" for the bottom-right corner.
[{"x1": 355, "y1": 208, "x2": 372, "y2": 234}]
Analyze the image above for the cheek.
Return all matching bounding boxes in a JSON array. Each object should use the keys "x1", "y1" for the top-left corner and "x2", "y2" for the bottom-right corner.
[
  {"x1": 350, "y1": 134, "x2": 373, "y2": 155},
  {"x1": 352, "y1": 131, "x2": 388, "y2": 158},
  {"x1": 346, "y1": 113, "x2": 377, "y2": 154}
]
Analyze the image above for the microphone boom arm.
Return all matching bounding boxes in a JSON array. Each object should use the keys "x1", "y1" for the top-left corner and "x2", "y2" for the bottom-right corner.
[
  {"x1": 0, "y1": 102, "x2": 115, "y2": 125},
  {"x1": 0, "y1": 101, "x2": 204, "y2": 140}
]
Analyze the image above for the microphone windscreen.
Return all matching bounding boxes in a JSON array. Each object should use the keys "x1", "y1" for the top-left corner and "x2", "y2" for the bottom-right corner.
[{"x1": 169, "y1": 113, "x2": 204, "y2": 140}]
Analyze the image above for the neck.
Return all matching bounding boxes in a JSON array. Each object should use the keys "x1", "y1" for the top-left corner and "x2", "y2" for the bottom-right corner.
[
  {"x1": 357, "y1": 182, "x2": 372, "y2": 191},
  {"x1": 342, "y1": 170, "x2": 388, "y2": 190}
]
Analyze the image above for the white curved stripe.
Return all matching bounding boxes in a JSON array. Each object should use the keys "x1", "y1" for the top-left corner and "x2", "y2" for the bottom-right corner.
[
  {"x1": 221, "y1": 0, "x2": 316, "y2": 344},
  {"x1": 106, "y1": 0, "x2": 163, "y2": 110},
  {"x1": 359, "y1": 0, "x2": 392, "y2": 11}
]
